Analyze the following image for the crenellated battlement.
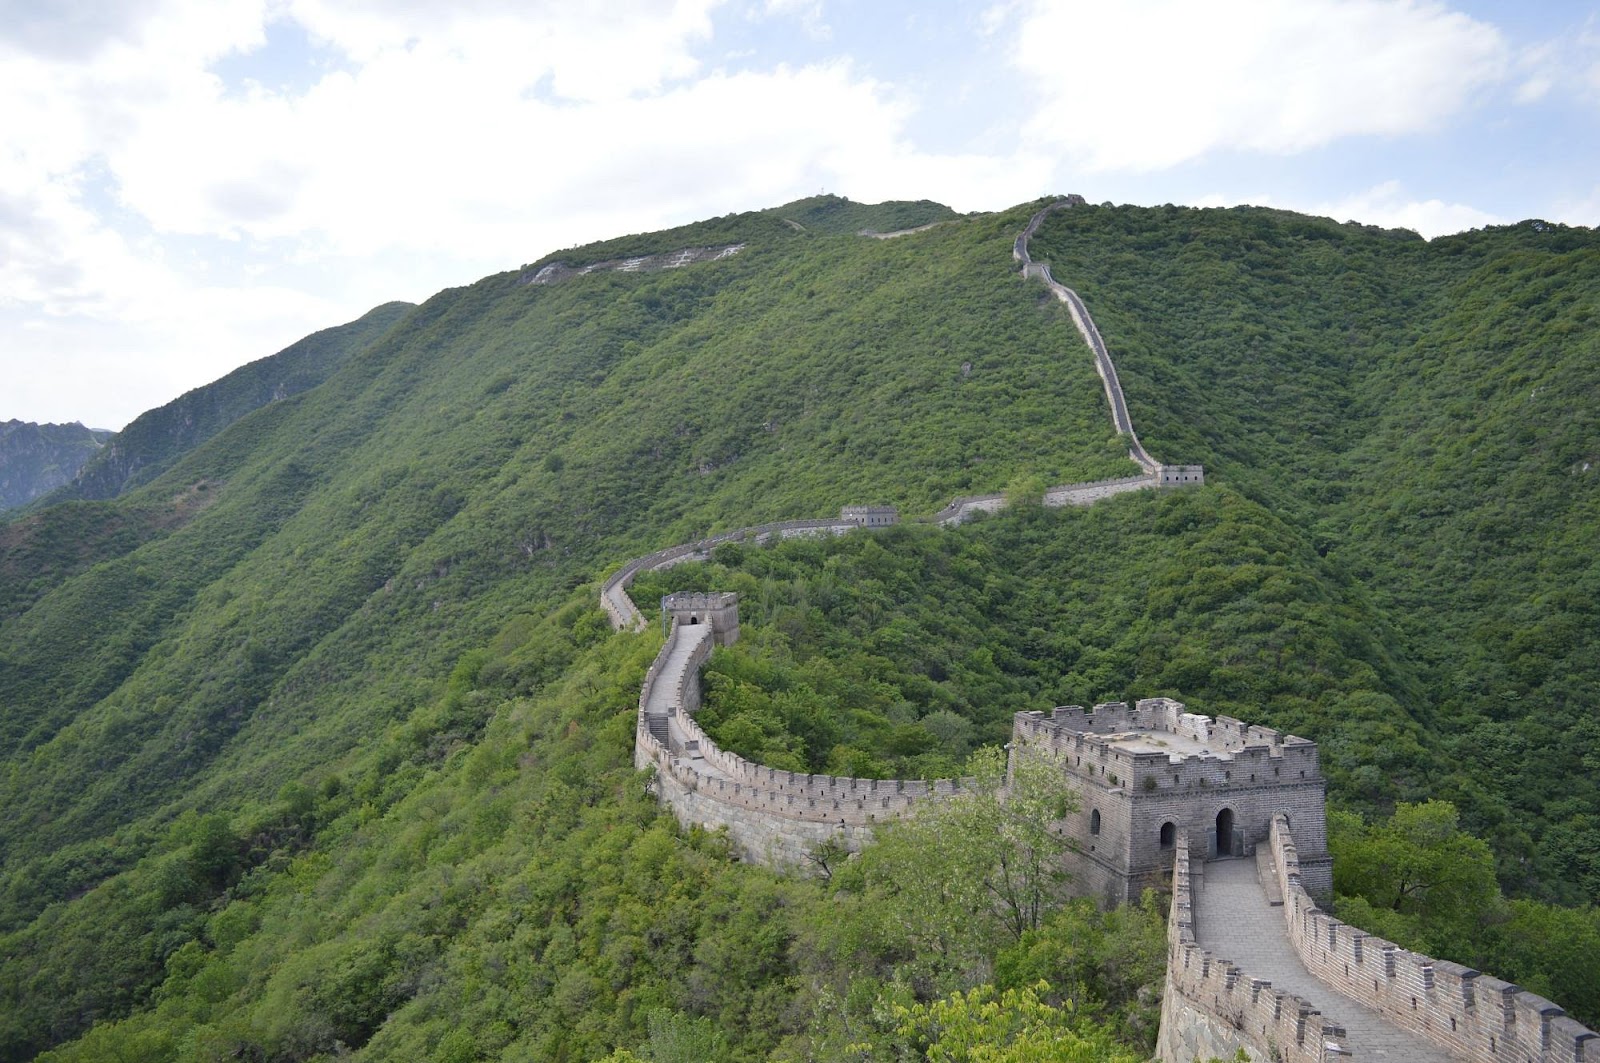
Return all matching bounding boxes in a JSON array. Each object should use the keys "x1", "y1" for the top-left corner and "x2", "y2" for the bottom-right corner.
[
  {"x1": 1013, "y1": 699, "x2": 1322, "y2": 798},
  {"x1": 1011, "y1": 698, "x2": 1331, "y2": 905},
  {"x1": 1269, "y1": 817, "x2": 1599, "y2": 1062}
]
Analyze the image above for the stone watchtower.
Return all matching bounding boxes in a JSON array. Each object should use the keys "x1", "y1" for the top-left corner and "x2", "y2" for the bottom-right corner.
[
  {"x1": 661, "y1": 591, "x2": 741, "y2": 646},
  {"x1": 839, "y1": 505, "x2": 899, "y2": 528},
  {"x1": 1011, "y1": 698, "x2": 1332, "y2": 905}
]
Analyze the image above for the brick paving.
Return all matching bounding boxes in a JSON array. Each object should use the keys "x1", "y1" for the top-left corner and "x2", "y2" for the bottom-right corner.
[
  {"x1": 645, "y1": 625, "x2": 732, "y2": 782},
  {"x1": 1195, "y1": 858, "x2": 1458, "y2": 1062}
]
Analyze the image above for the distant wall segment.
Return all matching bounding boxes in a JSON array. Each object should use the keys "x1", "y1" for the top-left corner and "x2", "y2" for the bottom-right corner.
[{"x1": 1014, "y1": 198, "x2": 1160, "y2": 473}]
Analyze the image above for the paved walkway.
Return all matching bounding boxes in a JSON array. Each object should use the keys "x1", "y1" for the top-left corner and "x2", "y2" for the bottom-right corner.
[
  {"x1": 1195, "y1": 858, "x2": 1456, "y2": 1062},
  {"x1": 644, "y1": 624, "x2": 732, "y2": 782}
]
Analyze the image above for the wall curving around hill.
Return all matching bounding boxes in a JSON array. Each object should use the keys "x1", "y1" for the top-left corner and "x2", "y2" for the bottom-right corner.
[
  {"x1": 633, "y1": 618, "x2": 967, "y2": 867},
  {"x1": 604, "y1": 195, "x2": 1208, "y2": 867}
]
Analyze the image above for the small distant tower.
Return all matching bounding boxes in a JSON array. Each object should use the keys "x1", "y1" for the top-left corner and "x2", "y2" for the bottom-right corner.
[
  {"x1": 1158, "y1": 465, "x2": 1205, "y2": 486},
  {"x1": 840, "y1": 505, "x2": 899, "y2": 528},
  {"x1": 661, "y1": 592, "x2": 741, "y2": 647}
]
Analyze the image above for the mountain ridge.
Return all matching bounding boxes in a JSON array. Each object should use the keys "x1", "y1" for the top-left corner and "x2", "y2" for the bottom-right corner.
[
  {"x1": 41, "y1": 301, "x2": 414, "y2": 508},
  {"x1": 0, "y1": 420, "x2": 112, "y2": 513}
]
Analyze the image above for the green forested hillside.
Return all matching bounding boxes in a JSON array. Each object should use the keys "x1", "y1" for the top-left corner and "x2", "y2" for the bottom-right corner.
[
  {"x1": 0, "y1": 196, "x2": 1596, "y2": 1060},
  {"x1": 1029, "y1": 205, "x2": 1600, "y2": 899},
  {"x1": 45, "y1": 301, "x2": 414, "y2": 506}
]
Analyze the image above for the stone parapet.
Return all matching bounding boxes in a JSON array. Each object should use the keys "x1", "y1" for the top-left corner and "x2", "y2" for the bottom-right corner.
[
  {"x1": 1270, "y1": 817, "x2": 1598, "y2": 1062},
  {"x1": 635, "y1": 614, "x2": 969, "y2": 864},
  {"x1": 1014, "y1": 701, "x2": 1322, "y2": 796},
  {"x1": 1158, "y1": 833, "x2": 1350, "y2": 1063},
  {"x1": 602, "y1": 515, "x2": 885, "y2": 632}
]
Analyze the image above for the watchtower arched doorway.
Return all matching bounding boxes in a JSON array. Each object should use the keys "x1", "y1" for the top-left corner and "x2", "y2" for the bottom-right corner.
[{"x1": 1215, "y1": 808, "x2": 1235, "y2": 857}]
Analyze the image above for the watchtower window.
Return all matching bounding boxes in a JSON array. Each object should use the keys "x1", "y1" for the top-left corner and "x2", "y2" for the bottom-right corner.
[
  {"x1": 1160, "y1": 821, "x2": 1176, "y2": 850},
  {"x1": 1089, "y1": 809, "x2": 1101, "y2": 835}
]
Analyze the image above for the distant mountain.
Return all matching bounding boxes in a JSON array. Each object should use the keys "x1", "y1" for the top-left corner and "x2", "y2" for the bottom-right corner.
[
  {"x1": 0, "y1": 420, "x2": 112, "y2": 512},
  {"x1": 46, "y1": 301, "x2": 413, "y2": 505}
]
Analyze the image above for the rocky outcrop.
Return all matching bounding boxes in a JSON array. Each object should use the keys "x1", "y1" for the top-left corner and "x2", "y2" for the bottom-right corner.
[
  {"x1": 0, "y1": 420, "x2": 111, "y2": 512},
  {"x1": 521, "y1": 245, "x2": 746, "y2": 287}
]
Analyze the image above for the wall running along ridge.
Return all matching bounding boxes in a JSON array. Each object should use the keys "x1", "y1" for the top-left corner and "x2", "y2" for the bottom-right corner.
[
  {"x1": 606, "y1": 197, "x2": 1204, "y2": 864},
  {"x1": 1012, "y1": 194, "x2": 1159, "y2": 473},
  {"x1": 597, "y1": 198, "x2": 1597, "y2": 1060},
  {"x1": 602, "y1": 196, "x2": 1203, "y2": 631}
]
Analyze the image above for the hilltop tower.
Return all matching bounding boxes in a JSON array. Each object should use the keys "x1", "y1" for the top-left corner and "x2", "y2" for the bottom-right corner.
[
  {"x1": 1011, "y1": 698, "x2": 1331, "y2": 905},
  {"x1": 661, "y1": 591, "x2": 741, "y2": 647}
]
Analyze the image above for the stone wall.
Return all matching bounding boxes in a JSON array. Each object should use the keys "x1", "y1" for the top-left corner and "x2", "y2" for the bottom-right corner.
[
  {"x1": 1157, "y1": 832, "x2": 1350, "y2": 1063},
  {"x1": 1013, "y1": 199, "x2": 1160, "y2": 473},
  {"x1": 1042, "y1": 475, "x2": 1157, "y2": 507},
  {"x1": 601, "y1": 514, "x2": 873, "y2": 632},
  {"x1": 633, "y1": 617, "x2": 968, "y2": 866},
  {"x1": 1269, "y1": 817, "x2": 1598, "y2": 1063},
  {"x1": 602, "y1": 196, "x2": 1204, "y2": 631},
  {"x1": 929, "y1": 473, "x2": 1171, "y2": 525}
]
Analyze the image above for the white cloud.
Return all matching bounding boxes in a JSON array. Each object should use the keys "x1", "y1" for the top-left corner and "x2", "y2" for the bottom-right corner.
[
  {"x1": 0, "y1": 0, "x2": 1050, "y2": 428},
  {"x1": 1195, "y1": 180, "x2": 1502, "y2": 238},
  {"x1": 763, "y1": 0, "x2": 831, "y2": 41},
  {"x1": 1009, "y1": 0, "x2": 1509, "y2": 172},
  {"x1": 1550, "y1": 185, "x2": 1600, "y2": 229},
  {"x1": 1310, "y1": 180, "x2": 1502, "y2": 236}
]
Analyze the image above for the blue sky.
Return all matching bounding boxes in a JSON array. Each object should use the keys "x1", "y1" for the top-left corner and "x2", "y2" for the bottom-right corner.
[{"x1": 3, "y1": 0, "x2": 1597, "y2": 429}]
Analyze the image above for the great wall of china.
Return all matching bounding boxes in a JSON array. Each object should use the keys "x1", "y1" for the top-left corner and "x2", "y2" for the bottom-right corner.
[{"x1": 590, "y1": 199, "x2": 1597, "y2": 1062}]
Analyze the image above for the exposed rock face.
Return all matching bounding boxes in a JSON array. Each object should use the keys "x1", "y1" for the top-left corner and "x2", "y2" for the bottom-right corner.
[{"x1": 0, "y1": 420, "x2": 111, "y2": 512}]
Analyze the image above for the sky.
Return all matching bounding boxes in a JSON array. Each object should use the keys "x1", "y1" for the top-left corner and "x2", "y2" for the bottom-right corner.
[{"x1": 3, "y1": 0, "x2": 1597, "y2": 430}]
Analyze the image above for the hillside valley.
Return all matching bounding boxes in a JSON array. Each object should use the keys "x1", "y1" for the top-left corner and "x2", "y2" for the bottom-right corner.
[{"x1": 0, "y1": 195, "x2": 1596, "y2": 1061}]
